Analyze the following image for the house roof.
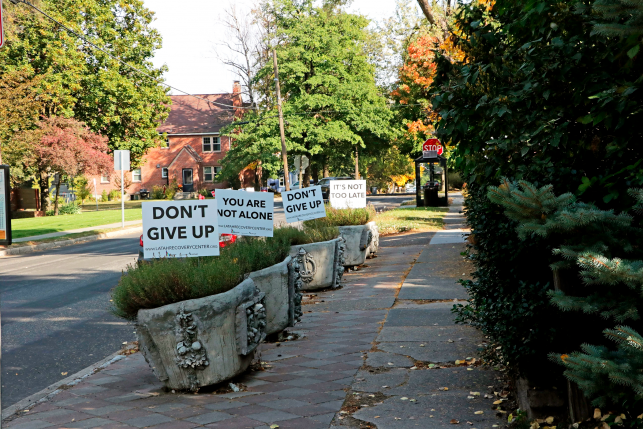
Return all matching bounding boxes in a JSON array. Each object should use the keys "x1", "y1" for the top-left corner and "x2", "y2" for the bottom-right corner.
[{"x1": 158, "y1": 94, "x2": 237, "y2": 135}]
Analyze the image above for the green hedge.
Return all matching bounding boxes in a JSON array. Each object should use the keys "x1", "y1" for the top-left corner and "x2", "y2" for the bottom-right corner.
[{"x1": 431, "y1": 0, "x2": 643, "y2": 380}]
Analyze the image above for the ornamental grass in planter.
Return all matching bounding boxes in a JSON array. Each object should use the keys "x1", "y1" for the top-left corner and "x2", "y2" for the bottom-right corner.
[
  {"x1": 304, "y1": 205, "x2": 379, "y2": 267},
  {"x1": 111, "y1": 226, "x2": 342, "y2": 391}
]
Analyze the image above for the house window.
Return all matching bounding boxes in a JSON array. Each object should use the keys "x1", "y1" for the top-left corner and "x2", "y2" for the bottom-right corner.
[
  {"x1": 204, "y1": 166, "x2": 222, "y2": 182},
  {"x1": 202, "y1": 136, "x2": 221, "y2": 153},
  {"x1": 161, "y1": 135, "x2": 169, "y2": 149},
  {"x1": 161, "y1": 167, "x2": 168, "y2": 178},
  {"x1": 101, "y1": 173, "x2": 110, "y2": 184},
  {"x1": 132, "y1": 168, "x2": 142, "y2": 182}
]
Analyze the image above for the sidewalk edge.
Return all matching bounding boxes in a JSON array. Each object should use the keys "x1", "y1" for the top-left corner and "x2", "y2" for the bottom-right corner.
[
  {"x1": 1, "y1": 351, "x2": 127, "y2": 420},
  {"x1": 0, "y1": 226, "x2": 143, "y2": 258}
]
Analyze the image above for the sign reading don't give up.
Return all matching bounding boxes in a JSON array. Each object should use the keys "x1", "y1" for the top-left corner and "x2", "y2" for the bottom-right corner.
[
  {"x1": 282, "y1": 185, "x2": 325, "y2": 223},
  {"x1": 216, "y1": 189, "x2": 274, "y2": 237},
  {"x1": 142, "y1": 200, "x2": 219, "y2": 259}
]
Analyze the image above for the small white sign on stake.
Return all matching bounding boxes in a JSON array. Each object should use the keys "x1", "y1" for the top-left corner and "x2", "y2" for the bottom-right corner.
[
  {"x1": 283, "y1": 185, "x2": 326, "y2": 223},
  {"x1": 329, "y1": 180, "x2": 367, "y2": 209},
  {"x1": 142, "y1": 200, "x2": 219, "y2": 259},
  {"x1": 216, "y1": 189, "x2": 274, "y2": 237}
]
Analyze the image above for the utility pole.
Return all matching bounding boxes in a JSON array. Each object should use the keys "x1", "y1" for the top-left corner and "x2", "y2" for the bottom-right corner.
[
  {"x1": 273, "y1": 49, "x2": 290, "y2": 191},
  {"x1": 355, "y1": 146, "x2": 360, "y2": 180}
]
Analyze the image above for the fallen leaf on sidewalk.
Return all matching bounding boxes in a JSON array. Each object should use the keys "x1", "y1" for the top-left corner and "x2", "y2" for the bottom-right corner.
[
  {"x1": 375, "y1": 416, "x2": 380, "y2": 418},
  {"x1": 451, "y1": 419, "x2": 460, "y2": 424},
  {"x1": 270, "y1": 425, "x2": 279, "y2": 429},
  {"x1": 474, "y1": 411, "x2": 484, "y2": 415},
  {"x1": 467, "y1": 422, "x2": 474, "y2": 425},
  {"x1": 469, "y1": 392, "x2": 480, "y2": 396},
  {"x1": 493, "y1": 400, "x2": 503, "y2": 405},
  {"x1": 439, "y1": 387, "x2": 449, "y2": 391},
  {"x1": 61, "y1": 372, "x2": 68, "y2": 376}
]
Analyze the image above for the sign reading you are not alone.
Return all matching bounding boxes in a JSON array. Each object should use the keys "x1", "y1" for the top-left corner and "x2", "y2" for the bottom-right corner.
[
  {"x1": 142, "y1": 200, "x2": 219, "y2": 259},
  {"x1": 216, "y1": 189, "x2": 274, "y2": 237},
  {"x1": 329, "y1": 180, "x2": 367, "y2": 209},
  {"x1": 282, "y1": 185, "x2": 326, "y2": 223}
]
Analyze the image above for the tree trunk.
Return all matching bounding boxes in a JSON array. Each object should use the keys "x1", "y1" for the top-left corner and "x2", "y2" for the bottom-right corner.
[
  {"x1": 303, "y1": 164, "x2": 311, "y2": 189},
  {"x1": 54, "y1": 176, "x2": 62, "y2": 215},
  {"x1": 39, "y1": 171, "x2": 49, "y2": 212},
  {"x1": 354, "y1": 146, "x2": 360, "y2": 180},
  {"x1": 416, "y1": 0, "x2": 436, "y2": 25},
  {"x1": 311, "y1": 163, "x2": 319, "y2": 185},
  {"x1": 323, "y1": 157, "x2": 330, "y2": 178}
]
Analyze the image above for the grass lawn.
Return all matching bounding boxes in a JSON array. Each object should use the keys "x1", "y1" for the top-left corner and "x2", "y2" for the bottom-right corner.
[
  {"x1": 12, "y1": 209, "x2": 143, "y2": 239},
  {"x1": 374, "y1": 206, "x2": 448, "y2": 236}
]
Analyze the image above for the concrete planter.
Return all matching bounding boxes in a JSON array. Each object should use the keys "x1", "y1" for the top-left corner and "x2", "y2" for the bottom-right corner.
[
  {"x1": 249, "y1": 256, "x2": 302, "y2": 335},
  {"x1": 289, "y1": 237, "x2": 346, "y2": 292},
  {"x1": 365, "y1": 221, "x2": 379, "y2": 258},
  {"x1": 136, "y1": 278, "x2": 266, "y2": 391},
  {"x1": 339, "y1": 224, "x2": 375, "y2": 267}
]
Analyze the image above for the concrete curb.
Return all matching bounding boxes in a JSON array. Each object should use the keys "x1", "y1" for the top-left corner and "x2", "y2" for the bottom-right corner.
[
  {"x1": 0, "y1": 225, "x2": 143, "y2": 257},
  {"x1": 1, "y1": 351, "x2": 127, "y2": 420}
]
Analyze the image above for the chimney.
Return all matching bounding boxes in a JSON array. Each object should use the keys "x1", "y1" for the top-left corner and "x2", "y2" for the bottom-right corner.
[{"x1": 232, "y1": 80, "x2": 242, "y2": 117}]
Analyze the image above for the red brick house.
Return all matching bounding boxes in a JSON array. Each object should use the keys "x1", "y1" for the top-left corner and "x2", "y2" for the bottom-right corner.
[{"x1": 92, "y1": 82, "x2": 251, "y2": 198}]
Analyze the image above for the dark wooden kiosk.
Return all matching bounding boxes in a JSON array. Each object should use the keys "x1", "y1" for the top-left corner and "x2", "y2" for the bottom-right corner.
[{"x1": 414, "y1": 146, "x2": 448, "y2": 207}]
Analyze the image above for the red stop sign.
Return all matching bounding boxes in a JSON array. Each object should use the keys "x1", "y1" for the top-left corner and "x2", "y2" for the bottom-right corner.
[{"x1": 422, "y1": 138, "x2": 443, "y2": 156}]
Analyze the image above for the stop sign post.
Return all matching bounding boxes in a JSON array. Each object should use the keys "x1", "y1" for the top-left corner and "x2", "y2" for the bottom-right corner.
[{"x1": 422, "y1": 138, "x2": 443, "y2": 158}]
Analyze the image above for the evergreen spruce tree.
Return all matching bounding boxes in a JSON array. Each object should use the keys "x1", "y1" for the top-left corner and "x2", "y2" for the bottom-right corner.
[{"x1": 488, "y1": 180, "x2": 643, "y2": 410}]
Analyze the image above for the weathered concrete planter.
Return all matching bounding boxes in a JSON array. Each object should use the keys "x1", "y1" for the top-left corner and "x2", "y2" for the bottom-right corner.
[
  {"x1": 339, "y1": 224, "x2": 375, "y2": 267},
  {"x1": 289, "y1": 237, "x2": 346, "y2": 291},
  {"x1": 136, "y1": 278, "x2": 266, "y2": 391},
  {"x1": 365, "y1": 221, "x2": 379, "y2": 258},
  {"x1": 249, "y1": 256, "x2": 302, "y2": 335}
]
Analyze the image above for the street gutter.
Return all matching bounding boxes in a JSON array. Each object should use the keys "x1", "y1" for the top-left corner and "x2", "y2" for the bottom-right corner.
[{"x1": 0, "y1": 224, "x2": 142, "y2": 257}]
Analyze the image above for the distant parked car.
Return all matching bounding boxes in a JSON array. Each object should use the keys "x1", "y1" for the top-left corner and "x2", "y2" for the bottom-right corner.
[
  {"x1": 138, "y1": 233, "x2": 237, "y2": 262},
  {"x1": 405, "y1": 183, "x2": 417, "y2": 194},
  {"x1": 290, "y1": 179, "x2": 315, "y2": 190},
  {"x1": 318, "y1": 177, "x2": 353, "y2": 199}
]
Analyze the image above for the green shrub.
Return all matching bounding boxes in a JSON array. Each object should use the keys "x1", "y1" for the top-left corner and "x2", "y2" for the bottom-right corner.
[
  {"x1": 303, "y1": 205, "x2": 375, "y2": 228},
  {"x1": 46, "y1": 201, "x2": 81, "y2": 216},
  {"x1": 447, "y1": 171, "x2": 463, "y2": 190},
  {"x1": 111, "y1": 225, "x2": 339, "y2": 320},
  {"x1": 151, "y1": 186, "x2": 165, "y2": 199},
  {"x1": 165, "y1": 178, "x2": 179, "y2": 200},
  {"x1": 108, "y1": 189, "x2": 120, "y2": 201},
  {"x1": 74, "y1": 176, "x2": 92, "y2": 203},
  {"x1": 100, "y1": 189, "x2": 108, "y2": 202}
]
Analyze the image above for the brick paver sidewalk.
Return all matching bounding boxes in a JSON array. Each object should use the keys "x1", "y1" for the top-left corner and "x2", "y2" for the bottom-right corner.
[{"x1": 5, "y1": 193, "x2": 507, "y2": 429}]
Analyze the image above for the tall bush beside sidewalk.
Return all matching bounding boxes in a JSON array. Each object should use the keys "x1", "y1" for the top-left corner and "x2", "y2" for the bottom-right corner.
[
  {"x1": 432, "y1": 0, "x2": 643, "y2": 382},
  {"x1": 489, "y1": 180, "x2": 643, "y2": 414}
]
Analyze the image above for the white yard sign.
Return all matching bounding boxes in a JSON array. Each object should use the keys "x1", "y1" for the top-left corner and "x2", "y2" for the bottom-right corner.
[
  {"x1": 142, "y1": 200, "x2": 219, "y2": 259},
  {"x1": 216, "y1": 189, "x2": 274, "y2": 237},
  {"x1": 329, "y1": 180, "x2": 367, "y2": 209},
  {"x1": 283, "y1": 185, "x2": 326, "y2": 223}
]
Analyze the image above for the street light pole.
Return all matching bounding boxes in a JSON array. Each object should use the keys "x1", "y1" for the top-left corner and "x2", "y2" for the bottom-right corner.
[{"x1": 272, "y1": 49, "x2": 290, "y2": 192}]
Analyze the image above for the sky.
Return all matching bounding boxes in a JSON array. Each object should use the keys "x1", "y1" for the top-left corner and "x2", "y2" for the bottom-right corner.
[{"x1": 142, "y1": 0, "x2": 400, "y2": 95}]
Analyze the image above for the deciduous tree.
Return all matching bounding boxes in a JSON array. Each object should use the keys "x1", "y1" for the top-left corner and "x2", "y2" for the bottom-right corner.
[{"x1": 17, "y1": 117, "x2": 112, "y2": 214}]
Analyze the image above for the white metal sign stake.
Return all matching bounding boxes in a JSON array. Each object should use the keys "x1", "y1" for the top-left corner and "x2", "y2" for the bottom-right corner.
[{"x1": 120, "y1": 151, "x2": 124, "y2": 228}]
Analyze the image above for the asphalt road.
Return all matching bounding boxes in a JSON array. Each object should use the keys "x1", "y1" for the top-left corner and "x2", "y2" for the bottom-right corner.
[{"x1": 0, "y1": 193, "x2": 412, "y2": 408}]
